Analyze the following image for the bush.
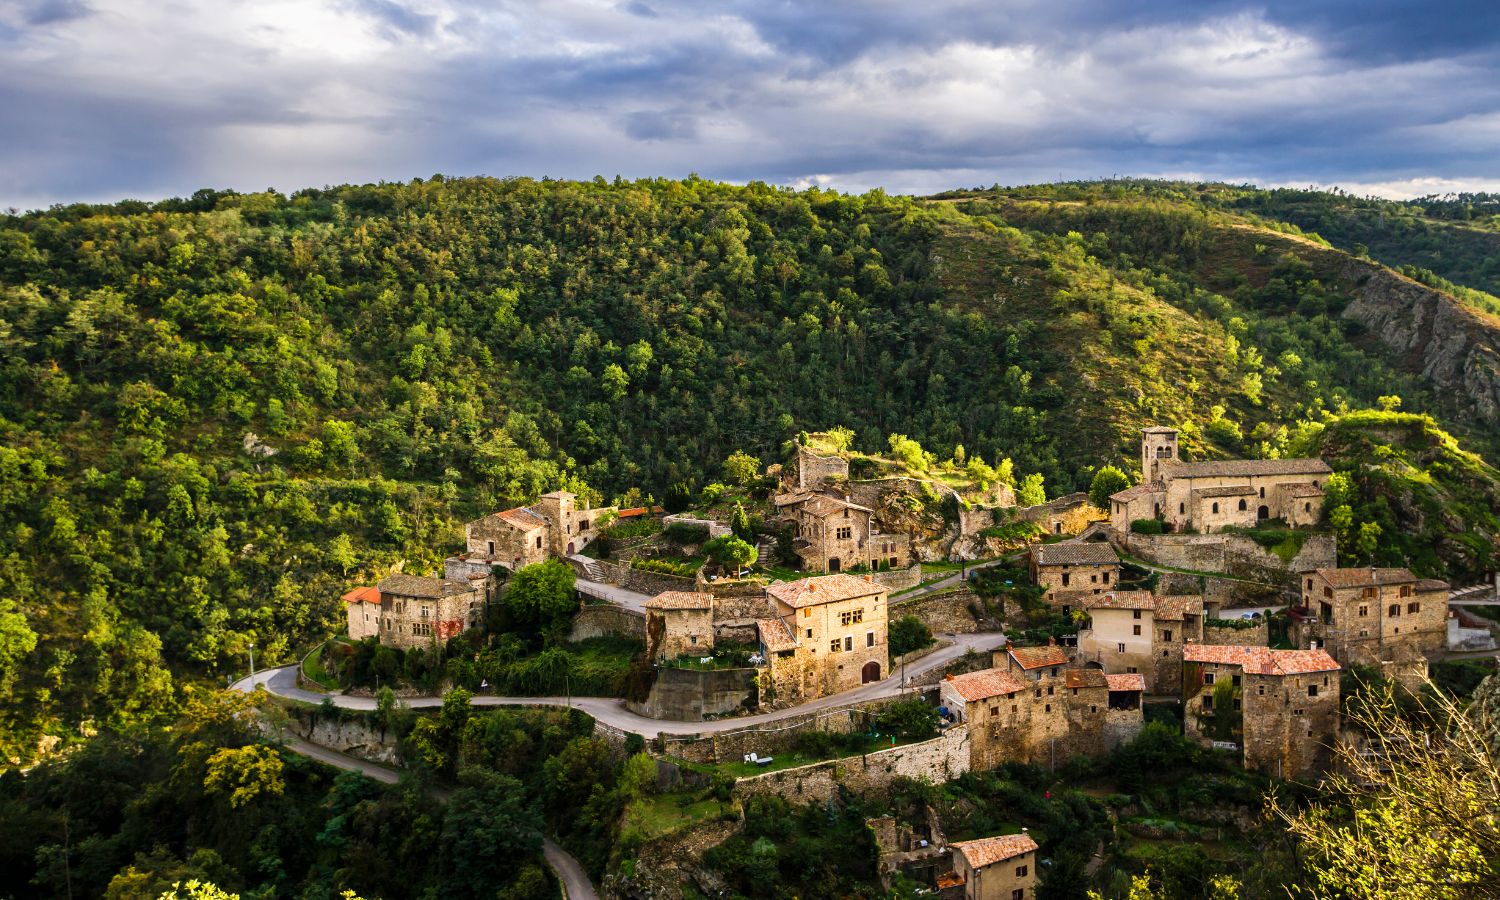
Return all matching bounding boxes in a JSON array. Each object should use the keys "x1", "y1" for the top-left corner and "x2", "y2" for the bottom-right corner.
[
  {"x1": 889, "y1": 615, "x2": 935, "y2": 657},
  {"x1": 631, "y1": 557, "x2": 700, "y2": 577},
  {"x1": 872, "y1": 698, "x2": 938, "y2": 742},
  {"x1": 1130, "y1": 518, "x2": 1165, "y2": 534},
  {"x1": 601, "y1": 518, "x2": 660, "y2": 540},
  {"x1": 663, "y1": 522, "x2": 710, "y2": 545}
]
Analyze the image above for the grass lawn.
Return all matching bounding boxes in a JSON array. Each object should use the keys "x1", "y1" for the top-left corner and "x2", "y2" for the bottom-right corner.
[
  {"x1": 620, "y1": 793, "x2": 735, "y2": 843},
  {"x1": 300, "y1": 640, "x2": 339, "y2": 691}
]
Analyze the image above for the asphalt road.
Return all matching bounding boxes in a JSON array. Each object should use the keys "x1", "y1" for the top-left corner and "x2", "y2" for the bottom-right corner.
[
  {"x1": 235, "y1": 630, "x2": 1005, "y2": 739},
  {"x1": 270, "y1": 733, "x2": 598, "y2": 899}
]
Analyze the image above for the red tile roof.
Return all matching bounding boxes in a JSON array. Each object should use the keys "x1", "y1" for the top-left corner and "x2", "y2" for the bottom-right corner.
[
  {"x1": 497, "y1": 507, "x2": 547, "y2": 530},
  {"x1": 1314, "y1": 567, "x2": 1419, "y2": 589},
  {"x1": 1065, "y1": 668, "x2": 1109, "y2": 689},
  {"x1": 1008, "y1": 644, "x2": 1069, "y2": 670},
  {"x1": 1083, "y1": 591, "x2": 1155, "y2": 611},
  {"x1": 767, "y1": 574, "x2": 884, "y2": 608},
  {"x1": 1106, "y1": 673, "x2": 1146, "y2": 692},
  {"x1": 952, "y1": 833, "x2": 1039, "y2": 868},
  {"x1": 1034, "y1": 542, "x2": 1119, "y2": 566},
  {"x1": 1172, "y1": 458, "x2": 1331, "y2": 478},
  {"x1": 1183, "y1": 644, "x2": 1340, "y2": 675},
  {"x1": 341, "y1": 586, "x2": 380, "y2": 604},
  {"x1": 756, "y1": 617, "x2": 799, "y2": 653},
  {"x1": 946, "y1": 668, "x2": 1027, "y2": 701},
  {"x1": 1110, "y1": 482, "x2": 1163, "y2": 502},
  {"x1": 644, "y1": 591, "x2": 714, "y2": 610}
]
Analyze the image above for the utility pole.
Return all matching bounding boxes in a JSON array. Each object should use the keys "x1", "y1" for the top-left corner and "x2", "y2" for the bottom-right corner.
[
  {"x1": 248, "y1": 642, "x2": 255, "y2": 682},
  {"x1": 566, "y1": 673, "x2": 572, "y2": 710}
]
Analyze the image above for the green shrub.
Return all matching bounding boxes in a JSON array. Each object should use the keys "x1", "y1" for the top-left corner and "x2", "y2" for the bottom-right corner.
[
  {"x1": 889, "y1": 615, "x2": 935, "y2": 657},
  {"x1": 631, "y1": 557, "x2": 700, "y2": 577},
  {"x1": 1130, "y1": 518, "x2": 1165, "y2": 534},
  {"x1": 663, "y1": 522, "x2": 710, "y2": 545}
]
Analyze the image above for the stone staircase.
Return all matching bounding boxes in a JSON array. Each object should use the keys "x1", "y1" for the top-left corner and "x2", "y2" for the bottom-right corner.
[
  {"x1": 567, "y1": 554, "x2": 608, "y2": 583},
  {"x1": 755, "y1": 538, "x2": 777, "y2": 568}
]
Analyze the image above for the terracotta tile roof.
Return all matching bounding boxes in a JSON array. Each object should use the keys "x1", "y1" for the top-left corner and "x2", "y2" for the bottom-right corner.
[
  {"x1": 1183, "y1": 644, "x2": 1340, "y2": 675},
  {"x1": 1415, "y1": 578, "x2": 1451, "y2": 592},
  {"x1": 539, "y1": 490, "x2": 576, "y2": 499},
  {"x1": 936, "y1": 872, "x2": 964, "y2": 890},
  {"x1": 767, "y1": 574, "x2": 884, "y2": 608},
  {"x1": 1083, "y1": 590, "x2": 1156, "y2": 611},
  {"x1": 1110, "y1": 481, "x2": 1163, "y2": 502},
  {"x1": 1153, "y1": 594, "x2": 1203, "y2": 621},
  {"x1": 376, "y1": 574, "x2": 475, "y2": 598},
  {"x1": 1034, "y1": 542, "x2": 1120, "y2": 566},
  {"x1": 496, "y1": 507, "x2": 547, "y2": 530},
  {"x1": 1106, "y1": 673, "x2": 1147, "y2": 692},
  {"x1": 774, "y1": 491, "x2": 816, "y2": 507},
  {"x1": 1008, "y1": 644, "x2": 1069, "y2": 670},
  {"x1": 1171, "y1": 458, "x2": 1331, "y2": 478},
  {"x1": 342, "y1": 586, "x2": 381, "y2": 604},
  {"x1": 952, "y1": 833, "x2": 1039, "y2": 868},
  {"x1": 1314, "y1": 567, "x2": 1419, "y2": 589},
  {"x1": 946, "y1": 668, "x2": 1027, "y2": 701},
  {"x1": 1065, "y1": 668, "x2": 1109, "y2": 689},
  {"x1": 800, "y1": 495, "x2": 874, "y2": 518},
  {"x1": 644, "y1": 591, "x2": 714, "y2": 611},
  {"x1": 616, "y1": 506, "x2": 650, "y2": 518},
  {"x1": 756, "y1": 617, "x2": 799, "y2": 653},
  {"x1": 1283, "y1": 483, "x2": 1324, "y2": 497},
  {"x1": 1193, "y1": 485, "x2": 1258, "y2": 498}
]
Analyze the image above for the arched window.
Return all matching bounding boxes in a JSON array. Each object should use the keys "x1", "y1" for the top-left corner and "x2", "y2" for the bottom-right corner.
[
  {"x1": 1212, "y1": 502, "x2": 1219, "y2": 514},
  {"x1": 1179, "y1": 503, "x2": 1185, "y2": 514},
  {"x1": 1304, "y1": 502, "x2": 1311, "y2": 512},
  {"x1": 1238, "y1": 499, "x2": 1247, "y2": 511}
]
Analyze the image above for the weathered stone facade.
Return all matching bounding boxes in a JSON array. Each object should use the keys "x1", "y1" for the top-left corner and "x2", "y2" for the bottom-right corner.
[
  {"x1": 731, "y1": 725, "x2": 971, "y2": 804},
  {"x1": 348, "y1": 574, "x2": 483, "y2": 650},
  {"x1": 1294, "y1": 568, "x2": 1448, "y2": 670},
  {"x1": 1030, "y1": 541, "x2": 1121, "y2": 610},
  {"x1": 796, "y1": 444, "x2": 850, "y2": 490},
  {"x1": 627, "y1": 665, "x2": 756, "y2": 720},
  {"x1": 1076, "y1": 592, "x2": 1205, "y2": 694},
  {"x1": 757, "y1": 574, "x2": 891, "y2": 705},
  {"x1": 1114, "y1": 530, "x2": 1336, "y2": 584},
  {"x1": 569, "y1": 604, "x2": 646, "y2": 642},
  {"x1": 463, "y1": 491, "x2": 614, "y2": 571},
  {"x1": 1016, "y1": 492, "x2": 1107, "y2": 538},
  {"x1": 949, "y1": 833, "x2": 1039, "y2": 900},
  {"x1": 1182, "y1": 645, "x2": 1341, "y2": 780},
  {"x1": 644, "y1": 591, "x2": 716, "y2": 662},
  {"x1": 776, "y1": 492, "x2": 914, "y2": 574},
  {"x1": 1112, "y1": 427, "x2": 1330, "y2": 534}
]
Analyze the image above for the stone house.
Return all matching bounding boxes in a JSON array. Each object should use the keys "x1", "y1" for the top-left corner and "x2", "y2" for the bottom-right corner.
[
  {"x1": 796, "y1": 443, "x2": 851, "y2": 490},
  {"x1": 643, "y1": 591, "x2": 716, "y2": 662},
  {"x1": 1076, "y1": 591, "x2": 1205, "y2": 693},
  {"x1": 349, "y1": 574, "x2": 484, "y2": 650},
  {"x1": 1110, "y1": 427, "x2": 1330, "y2": 533},
  {"x1": 1294, "y1": 567, "x2": 1448, "y2": 673},
  {"x1": 1029, "y1": 542, "x2": 1121, "y2": 610},
  {"x1": 776, "y1": 492, "x2": 913, "y2": 574},
  {"x1": 342, "y1": 586, "x2": 382, "y2": 641},
  {"x1": 947, "y1": 832, "x2": 1040, "y2": 900},
  {"x1": 757, "y1": 574, "x2": 890, "y2": 704},
  {"x1": 463, "y1": 490, "x2": 614, "y2": 571},
  {"x1": 1182, "y1": 644, "x2": 1341, "y2": 780},
  {"x1": 940, "y1": 643, "x2": 1141, "y2": 771}
]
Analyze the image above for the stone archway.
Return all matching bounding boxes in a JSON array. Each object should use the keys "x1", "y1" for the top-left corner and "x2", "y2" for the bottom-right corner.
[
  {"x1": 861, "y1": 660, "x2": 881, "y2": 684},
  {"x1": 567, "y1": 541, "x2": 575, "y2": 554},
  {"x1": 1257, "y1": 505, "x2": 1270, "y2": 520}
]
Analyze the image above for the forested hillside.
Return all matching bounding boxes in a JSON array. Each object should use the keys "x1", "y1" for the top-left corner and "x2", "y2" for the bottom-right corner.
[{"x1": 3, "y1": 176, "x2": 1500, "y2": 761}]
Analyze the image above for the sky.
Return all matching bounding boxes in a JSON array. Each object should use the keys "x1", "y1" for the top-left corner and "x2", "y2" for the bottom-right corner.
[{"x1": 4, "y1": 0, "x2": 1500, "y2": 210}]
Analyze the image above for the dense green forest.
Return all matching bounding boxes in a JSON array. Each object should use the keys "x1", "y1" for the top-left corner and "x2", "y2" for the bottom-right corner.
[{"x1": 4, "y1": 175, "x2": 1500, "y2": 768}]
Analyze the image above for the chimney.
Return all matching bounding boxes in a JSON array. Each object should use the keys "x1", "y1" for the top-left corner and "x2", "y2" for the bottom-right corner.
[
  {"x1": 864, "y1": 574, "x2": 873, "y2": 583},
  {"x1": 945, "y1": 673, "x2": 955, "y2": 681},
  {"x1": 1047, "y1": 635, "x2": 1057, "y2": 646}
]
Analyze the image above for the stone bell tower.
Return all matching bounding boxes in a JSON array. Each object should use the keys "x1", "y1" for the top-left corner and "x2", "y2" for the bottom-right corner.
[{"x1": 1141, "y1": 427, "x2": 1179, "y2": 483}]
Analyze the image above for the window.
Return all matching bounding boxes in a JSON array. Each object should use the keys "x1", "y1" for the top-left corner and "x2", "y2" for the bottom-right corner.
[
  {"x1": 1051, "y1": 667, "x2": 1059, "y2": 677},
  {"x1": 1016, "y1": 865, "x2": 1029, "y2": 877},
  {"x1": 1258, "y1": 685, "x2": 1264, "y2": 695},
  {"x1": 1400, "y1": 585, "x2": 1412, "y2": 598},
  {"x1": 1204, "y1": 672, "x2": 1215, "y2": 684},
  {"x1": 1233, "y1": 698, "x2": 1241, "y2": 710},
  {"x1": 1012, "y1": 890, "x2": 1025, "y2": 900},
  {"x1": 1035, "y1": 688, "x2": 1042, "y2": 698},
  {"x1": 1132, "y1": 609, "x2": 1142, "y2": 620},
  {"x1": 1102, "y1": 571, "x2": 1110, "y2": 584},
  {"x1": 1047, "y1": 685, "x2": 1054, "y2": 695},
  {"x1": 1238, "y1": 499, "x2": 1247, "y2": 511},
  {"x1": 536, "y1": 536, "x2": 542, "y2": 549},
  {"x1": 867, "y1": 631, "x2": 875, "y2": 647},
  {"x1": 830, "y1": 640, "x2": 841, "y2": 653},
  {"x1": 1180, "y1": 503, "x2": 1186, "y2": 514},
  {"x1": 840, "y1": 609, "x2": 864, "y2": 626},
  {"x1": 1117, "y1": 643, "x2": 1126, "y2": 653},
  {"x1": 690, "y1": 635, "x2": 697, "y2": 646},
  {"x1": 1212, "y1": 502, "x2": 1219, "y2": 514},
  {"x1": 1388, "y1": 604, "x2": 1401, "y2": 618},
  {"x1": 1308, "y1": 685, "x2": 1319, "y2": 697},
  {"x1": 1293, "y1": 709, "x2": 1305, "y2": 716},
  {"x1": 1044, "y1": 704, "x2": 1051, "y2": 713},
  {"x1": 1363, "y1": 587, "x2": 1377, "y2": 600},
  {"x1": 1259, "y1": 486, "x2": 1265, "y2": 498},
  {"x1": 1126, "y1": 666, "x2": 1138, "y2": 674},
  {"x1": 1163, "y1": 629, "x2": 1173, "y2": 642},
  {"x1": 1306, "y1": 578, "x2": 1313, "y2": 590},
  {"x1": 1232, "y1": 674, "x2": 1241, "y2": 687},
  {"x1": 1071, "y1": 687, "x2": 1078, "y2": 696},
  {"x1": 1324, "y1": 587, "x2": 1333, "y2": 598},
  {"x1": 1133, "y1": 624, "x2": 1142, "y2": 636},
  {"x1": 803, "y1": 608, "x2": 811, "y2": 618},
  {"x1": 844, "y1": 636, "x2": 853, "y2": 652},
  {"x1": 836, "y1": 526, "x2": 852, "y2": 540},
  {"x1": 1162, "y1": 650, "x2": 1169, "y2": 657},
  {"x1": 1203, "y1": 695, "x2": 1214, "y2": 710},
  {"x1": 1358, "y1": 605, "x2": 1368, "y2": 616},
  {"x1": 806, "y1": 629, "x2": 813, "y2": 638},
  {"x1": 1091, "y1": 574, "x2": 1098, "y2": 584},
  {"x1": 1304, "y1": 502, "x2": 1311, "y2": 512},
  {"x1": 487, "y1": 540, "x2": 495, "y2": 555},
  {"x1": 1061, "y1": 573, "x2": 1070, "y2": 586},
  {"x1": 1408, "y1": 602, "x2": 1420, "y2": 614}
]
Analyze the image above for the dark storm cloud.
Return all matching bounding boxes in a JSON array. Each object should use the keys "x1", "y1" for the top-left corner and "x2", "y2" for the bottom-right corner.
[{"x1": 2, "y1": 0, "x2": 1499, "y2": 209}]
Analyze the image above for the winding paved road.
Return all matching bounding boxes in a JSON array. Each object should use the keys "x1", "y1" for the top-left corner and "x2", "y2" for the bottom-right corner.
[{"x1": 237, "y1": 629, "x2": 1004, "y2": 738}]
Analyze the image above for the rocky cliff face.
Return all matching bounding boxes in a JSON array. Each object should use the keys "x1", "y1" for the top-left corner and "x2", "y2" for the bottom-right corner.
[{"x1": 1338, "y1": 259, "x2": 1500, "y2": 422}]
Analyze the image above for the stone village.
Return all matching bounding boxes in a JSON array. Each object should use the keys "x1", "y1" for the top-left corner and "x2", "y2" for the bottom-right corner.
[{"x1": 330, "y1": 428, "x2": 1476, "y2": 898}]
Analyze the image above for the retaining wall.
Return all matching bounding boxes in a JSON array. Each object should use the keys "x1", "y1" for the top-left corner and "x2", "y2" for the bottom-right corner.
[
  {"x1": 891, "y1": 586, "x2": 1000, "y2": 634},
  {"x1": 1117, "y1": 531, "x2": 1335, "y2": 584},
  {"x1": 872, "y1": 564, "x2": 923, "y2": 591},
  {"x1": 627, "y1": 666, "x2": 758, "y2": 720},
  {"x1": 570, "y1": 604, "x2": 646, "y2": 641},
  {"x1": 660, "y1": 696, "x2": 911, "y2": 764},
  {"x1": 732, "y1": 725, "x2": 971, "y2": 804},
  {"x1": 1204, "y1": 619, "x2": 1270, "y2": 648}
]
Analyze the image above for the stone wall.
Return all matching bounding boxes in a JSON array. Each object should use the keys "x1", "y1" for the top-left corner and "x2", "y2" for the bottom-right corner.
[
  {"x1": 627, "y1": 666, "x2": 757, "y2": 720},
  {"x1": 1118, "y1": 531, "x2": 1335, "y2": 584},
  {"x1": 662, "y1": 514, "x2": 732, "y2": 539},
  {"x1": 1204, "y1": 619, "x2": 1269, "y2": 647},
  {"x1": 732, "y1": 725, "x2": 971, "y2": 804},
  {"x1": 892, "y1": 587, "x2": 1004, "y2": 635},
  {"x1": 1104, "y1": 707, "x2": 1144, "y2": 751},
  {"x1": 283, "y1": 712, "x2": 401, "y2": 767},
  {"x1": 872, "y1": 564, "x2": 923, "y2": 591},
  {"x1": 1017, "y1": 493, "x2": 1106, "y2": 537},
  {"x1": 570, "y1": 604, "x2": 646, "y2": 641},
  {"x1": 797, "y1": 445, "x2": 851, "y2": 489},
  {"x1": 1158, "y1": 571, "x2": 1286, "y2": 610},
  {"x1": 660, "y1": 696, "x2": 909, "y2": 764},
  {"x1": 594, "y1": 559, "x2": 702, "y2": 596}
]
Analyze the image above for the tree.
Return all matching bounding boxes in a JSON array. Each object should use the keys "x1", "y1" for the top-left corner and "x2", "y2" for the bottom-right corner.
[
  {"x1": 1017, "y1": 473, "x2": 1046, "y2": 506},
  {"x1": 202, "y1": 744, "x2": 284, "y2": 808},
  {"x1": 872, "y1": 698, "x2": 937, "y2": 741},
  {"x1": 731, "y1": 502, "x2": 753, "y2": 540},
  {"x1": 601, "y1": 363, "x2": 629, "y2": 401},
  {"x1": 502, "y1": 559, "x2": 577, "y2": 643},
  {"x1": 443, "y1": 767, "x2": 544, "y2": 897},
  {"x1": 703, "y1": 535, "x2": 757, "y2": 571},
  {"x1": 888, "y1": 615, "x2": 934, "y2": 657},
  {"x1": 1268, "y1": 680, "x2": 1500, "y2": 898},
  {"x1": 1088, "y1": 466, "x2": 1130, "y2": 510},
  {"x1": 724, "y1": 450, "x2": 761, "y2": 486},
  {"x1": 0, "y1": 598, "x2": 37, "y2": 696},
  {"x1": 887, "y1": 434, "x2": 929, "y2": 472}
]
